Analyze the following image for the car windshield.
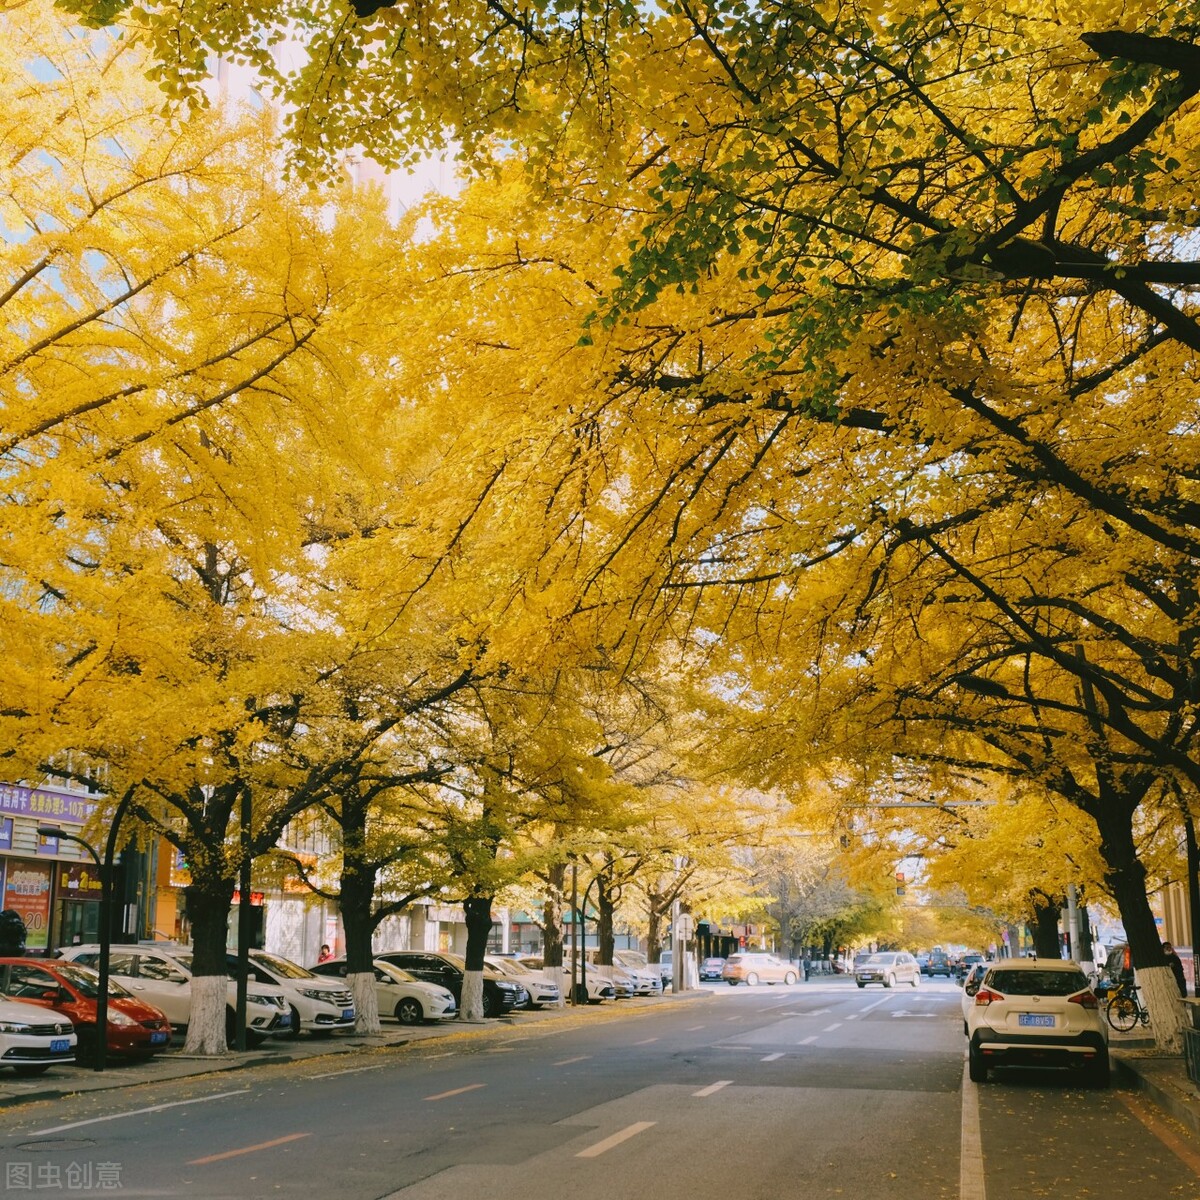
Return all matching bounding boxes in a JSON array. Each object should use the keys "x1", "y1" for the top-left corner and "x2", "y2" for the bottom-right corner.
[
  {"x1": 376, "y1": 962, "x2": 418, "y2": 984},
  {"x1": 54, "y1": 963, "x2": 132, "y2": 999},
  {"x1": 251, "y1": 951, "x2": 315, "y2": 980},
  {"x1": 865, "y1": 954, "x2": 897, "y2": 965},
  {"x1": 987, "y1": 968, "x2": 1088, "y2": 996}
]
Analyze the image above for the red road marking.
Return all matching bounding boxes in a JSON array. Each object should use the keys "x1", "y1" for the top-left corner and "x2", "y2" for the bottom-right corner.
[
  {"x1": 425, "y1": 1083, "x2": 486, "y2": 1101},
  {"x1": 188, "y1": 1132, "x2": 310, "y2": 1165}
]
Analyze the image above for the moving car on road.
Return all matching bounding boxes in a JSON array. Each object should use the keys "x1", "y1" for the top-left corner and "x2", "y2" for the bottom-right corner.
[
  {"x1": 965, "y1": 958, "x2": 1108, "y2": 1086},
  {"x1": 699, "y1": 956, "x2": 726, "y2": 982},
  {"x1": 722, "y1": 952, "x2": 798, "y2": 986},
  {"x1": 855, "y1": 951, "x2": 921, "y2": 989}
]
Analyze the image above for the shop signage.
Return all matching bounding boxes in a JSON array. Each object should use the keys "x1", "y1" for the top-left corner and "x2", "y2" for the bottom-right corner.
[
  {"x1": 0, "y1": 784, "x2": 96, "y2": 825},
  {"x1": 59, "y1": 863, "x2": 103, "y2": 897}
]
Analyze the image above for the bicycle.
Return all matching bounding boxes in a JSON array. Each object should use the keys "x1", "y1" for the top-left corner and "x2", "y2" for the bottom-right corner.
[{"x1": 1105, "y1": 979, "x2": 1151, "y2": 1032}]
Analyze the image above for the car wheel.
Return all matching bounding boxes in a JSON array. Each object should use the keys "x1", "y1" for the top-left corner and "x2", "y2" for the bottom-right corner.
[
  {"x1": 962, "y1": 1019, "x2": 968, "y2": 1036},
  {"x1": 246, "y1": 1031, "x2": 266, "y2": 1048},
  {"x1": 395, "y1": 997, "x2": 424, "y2": 1025},
  {"x1": 572, "y1": 983, "x2": 589, "y2": 1004},
  {"x1": 727, "y1": 980, "x2": 738, "y2": 986},
  {"x1": 968, "y1": 1044, "x2": 988, "y2": 1083},
  {"x1": 1089, "y1": 1053, "x2": 1111, "y2": 1089},
  {"x1": 286, "y1": 1005, "x2": 301, "y2": 1039},
  {"x1": 885, "y1": 974, "x2": 895, "y2": 988},
  {"x1": 746, "y1": 973, "x2": 759, "y2": 986},
  {"x1": 482, "y1": 989, "x2": 499, "y2": 1018},
  {"x1": 784, "y1": 971, "x2": 797, "y2": 985},
  {"x1": 910, "y1": 973, "x2": 919, "y2": 988},
  {"x1": 12, "y1": 1064, "x2": 50, "y2": 1077},
  {"x1": 856, "y1": 982, "x2": 866, "y2": 988}
]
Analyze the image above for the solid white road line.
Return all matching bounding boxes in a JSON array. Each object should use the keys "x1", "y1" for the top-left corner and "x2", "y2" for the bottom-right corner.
[
  {"x1": 632, "y1": 1037, "x2": 659, "y2": 1045},
  {"x1": 33, "y1": 1089, "x2": 251, "y2": 1135},
  {"x1": 576, "y1": 1122, "x2": 656, "y2": 1158},
  {"x1": 762, "y1": 1053, "x2": 784, "y2": 1061},
  {"x1": 553, "y1": 1055, "x2": 592, "y2": 1066},
  {"x1": 692, "y1": 1080, "x2": 733, "y2": 1097},
  {"x1": 960, "y1": 1059, "x2": 986, "y2": 1200}
]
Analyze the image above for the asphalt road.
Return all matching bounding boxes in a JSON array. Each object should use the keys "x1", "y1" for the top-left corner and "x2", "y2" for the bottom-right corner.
[{"x1": 1, "y1": 979, "x2": 1198, "y2": 1199}]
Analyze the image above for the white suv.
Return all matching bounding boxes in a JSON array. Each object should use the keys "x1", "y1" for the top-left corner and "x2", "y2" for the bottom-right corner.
[
  {"x1": 966, "y1": 958, "x2": 1108, "y2": 1086},
  {"x1": 231, "y1": 949, "x2": 355, "y2": 1035},
  {"x1": 62, "y1": 943, "x2": 292, "y2": 1046}
]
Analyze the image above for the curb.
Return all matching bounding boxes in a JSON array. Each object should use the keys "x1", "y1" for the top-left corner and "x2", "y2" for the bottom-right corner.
[{"x1": 1112, "y1": 1051, "x2": 1200, "y2": 1138}]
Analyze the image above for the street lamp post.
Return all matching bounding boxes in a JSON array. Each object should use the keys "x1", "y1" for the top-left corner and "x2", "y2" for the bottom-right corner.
[{"x1": 39, "y1": 791, "x2": 133, "y2": 1072}]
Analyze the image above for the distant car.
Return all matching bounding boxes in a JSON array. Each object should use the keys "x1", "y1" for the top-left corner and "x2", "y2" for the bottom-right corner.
[
  {"x1": 855, "y1": 951, "x2": 921, "y2": 989},
  {"x1": 0, "y1": 995, "x2": 75, "y2": 1075},
  {"x1": 310, "y1": 958, "x2": 457, "y2": 1024},
  {"x1": 966, "y1": 958, "x2": 1108, "y2": 1086},
  {"x1": 375, "y1": 951, "x2": 526, "y2": 1017},
  {"x1": 699, "y1": 957, "x2": 726, "y2": 981},
  {"x1": 0, "y1": 958, "x2": 171, "y2": 1063},
  {"x1": 955, "y1": 952, "x2": 986, "y2": 980},
  {"x1": 722, "y1": 953, "x2": 798, "y2": 986},
  {"x1": 613, "y1": 951, "x2": 664, "y2": 995},
  {"x1": 959, "y1": 961, "x2": 989, "y2": 1032},
  {"x1": 924, "y1": 951, "x2": 953, "y2": 977}
]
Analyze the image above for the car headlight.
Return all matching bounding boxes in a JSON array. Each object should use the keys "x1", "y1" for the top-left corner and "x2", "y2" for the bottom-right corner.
[
  {"x1": 298, "y1": 988, "x2": 332, "y2": 1001},
  {"x1": 248, "y1": 992, "x2": 279, "y2": 1007},
  {"x1": 0, "y1": 1021, "x2": 31, "y2": 1033},
  {"x1": 495, "y1": 982, "x2": 516, "y2": 992},
  {"x1": 106, "y1": 1010, "x2": 138, "y2": 1027}
]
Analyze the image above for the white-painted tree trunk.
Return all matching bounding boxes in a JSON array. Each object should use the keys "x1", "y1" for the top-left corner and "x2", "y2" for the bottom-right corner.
[
  {"x1": 350, "y1": 972, "x2": 381, "y2": 1034},
  {"x1": 184, "y1": 975, "x2": 229, "y2": 1055},
  {"x1": 540, "y1": 968, "x2": 565, "y2": 1008},
  {"x1": 460, "y1": 969, "x2": 485, "y2": 1021},
  {"x1": 1138, "y1": 964, "x2": 1185, "y2": 1053}
]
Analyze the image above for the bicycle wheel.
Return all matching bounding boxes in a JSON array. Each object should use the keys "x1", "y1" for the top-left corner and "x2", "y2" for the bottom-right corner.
[{"x1": 1106, "y1": 993, "x2": 1139, "y2": 1033}]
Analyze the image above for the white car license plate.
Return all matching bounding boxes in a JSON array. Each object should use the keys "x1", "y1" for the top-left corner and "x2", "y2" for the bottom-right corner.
[
  {"x1": 1018, "y1": 1013, "x2": 1055, "y2": 1027},
  {"x1": 50, "y1": 1038, "x2": 70, "y2": 1052},
  {"x1": 342, "y1": 1008, "x2": 354, "y2": 1020}
]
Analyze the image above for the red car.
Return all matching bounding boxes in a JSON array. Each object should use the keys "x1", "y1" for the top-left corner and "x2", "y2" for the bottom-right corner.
[{"x1": 0, "y1": 957, "x2": 173, "y2": 1062}]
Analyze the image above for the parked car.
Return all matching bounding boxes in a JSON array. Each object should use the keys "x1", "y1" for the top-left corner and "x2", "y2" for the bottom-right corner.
[
  {"x1": 655, "y1": 949, "x2": 673, "y2": 990},
  {"x1": 580, "y1": 951, "x2": 636, "y2": 998},
  {"x1": 699, "y1": 956, "x2": 726, "y2": 982},
  {"x1": 959, "y1": 961, "x2": 989, "y2": 1033},
  {"x1": 722, "y1": 952, "x2": 798, "y2": 986},
  {"x1": 310, "y1": 958, "x2": 457, "y2": 1024},
  {"x1": 0, "y1": 957, "x2": 171, "y2": 1062},
  {"x1": 374, "y1": 951, "x2": 526, "y2": 1017},
  {"x1": 484, "y1": 956, "x2": 562, "y2": 1008},
  {"x1": 613, "y1": 950, "x2": 664, "y2": 995},
  {"x1": 226, "y1": 949, "x2": 355, "y2": 1036},
  {"x1": 521, "y1": 956, "x2": 616, "y2": 1003},
  {"x1": 854, "y1": 951, "x2": 921, "y2": 988},
  {"x1": 0, "y1": 995, "x2": 75, "y2": 1075},
  {"x1": 61, "y1": 942, "x2": 292, "y2": 1046},
  {"x1": 965, "y1": 958, "x2": 1108, "y2": 1086}
]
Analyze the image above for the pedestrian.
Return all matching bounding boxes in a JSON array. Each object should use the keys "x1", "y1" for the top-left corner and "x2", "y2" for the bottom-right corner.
[
  {"x1": 317, "y1": 943, "x2": 333, "y2": 963},
  {"x1": 1163, "y1": 941, "x2": 1187, "y2": 997}
]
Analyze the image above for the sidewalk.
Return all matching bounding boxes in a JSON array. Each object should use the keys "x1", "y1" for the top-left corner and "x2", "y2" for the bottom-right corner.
[{"x1": 1111, "y1": 1035, "x2": 1200, "y2": 1135}]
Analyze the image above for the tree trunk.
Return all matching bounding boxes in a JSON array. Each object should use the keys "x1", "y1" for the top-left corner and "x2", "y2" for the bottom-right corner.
[
  {"x1": 543, "y1": 862, "x2": 565, "y2": 968},
  {"x1": 1100, "y1": 809, "x2": 1185, "y2": 1051},
  {"x1": 461, "y1": 896, "x2": 493, "y2": 1022},
  {"x1": 1029, "y1": 892, "x2": 1063, "y2": 959},
  {"x1": 646, "y1": 888, "x2": 665, "y2": 963},
  {"x1": 342, "y1": 854, "x2": 381, "y2": 1034},
  {"x1": 182, "y1": 880, "x2": 235, "y2": 1055},
  {"x1": 596, "y1": 876, "x2": 615, "y2": 964}
]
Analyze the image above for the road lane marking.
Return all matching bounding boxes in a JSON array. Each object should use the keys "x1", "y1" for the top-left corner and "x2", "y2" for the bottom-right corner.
[
  {"x1": 725, "y1": 1015, "x2": 741, "y2": 1021},
  {"x1": 822, "y1": 1023, "x2": 842, "y2": 1032},
  {"x1": 762, "y1": 1053, "x2": 784, "y2": 1061},
  {"x1": 553, "y1": 1055, "x2": 592, "y2": 1066},
  {"x1": 844, "y1": 1014, "x2": 858, "y2": 1020},
  {"x1": 309, "y1": 1064, "x2": 385, "y2": 1080},
  {"x1": 188, "y1": 1133, "x2": 311, "y2": 1165},
  {"x1": 798, "y1": 1035, "x2": 818, "y2": 1045},
  {"x1": 960, "y1": 1059, "x2": 986, "y2": 1200},
  {"x1": 576, "y1": 1122, "x2": 656, "y2": 1157},
  {"x1": 807, "y1": 1008, "x2": 830, "y2": 1016},
  {"x1": 686, "y1": 1024, "x2": 706, "y2": 1031},
  {"x1": 693, "y1": 1080, "x2": 733, "y2": 1097},
  {"x1": 32, "y1": 1089, "x2": 250, "y2": 1135},
  {"x1": 632, "y1": 1037, "x2": 658, "y2": 1045},
  {"x1": 425, "y1": 1083, "x2": 486, "y2": 1101},
  {"x1": 858, "y1": 997, "x2": 891, "y2": 1015}
]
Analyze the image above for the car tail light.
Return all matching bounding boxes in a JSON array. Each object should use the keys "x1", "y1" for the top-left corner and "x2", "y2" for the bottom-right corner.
[
  {"x1": 974, "y1": 988, "x2": 1002, "y2": 1006},
  {"x1": 1068, "y1": 991, "x2": 1099, "y2": 1009}
]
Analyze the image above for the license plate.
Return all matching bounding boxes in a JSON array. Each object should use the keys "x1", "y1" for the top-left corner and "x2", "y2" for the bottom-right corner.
[
  {"x1": 50, "y1": 1038, "x2": 70, "y2": 1052},
  {"x1": 150, "y1": 1032, "x2": 168, "y2": 1045},
  {"x1": 279, "y1": 1012, "x2": 292, "y2": 1026},
  {"x1": 1018, "y1": 1013, "x2": 1055, "y2": 1027},
  {"x1": 342, "y1": 1008, "x2": 354, "y2": 1020}
]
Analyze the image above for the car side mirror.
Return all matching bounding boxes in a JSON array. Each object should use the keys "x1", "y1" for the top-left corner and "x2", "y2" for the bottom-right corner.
[
  {"x1": 964, "y1": 981, "x2": 980, "y2": 996},
  {"x1": 41, "y1": 988, "x2": 66, "y2": 1002}
]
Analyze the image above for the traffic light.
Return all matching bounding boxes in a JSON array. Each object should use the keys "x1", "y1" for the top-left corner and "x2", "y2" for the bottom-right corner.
[{"x1": 895, "y1": 871, "x2": 906, "y2": 896}]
